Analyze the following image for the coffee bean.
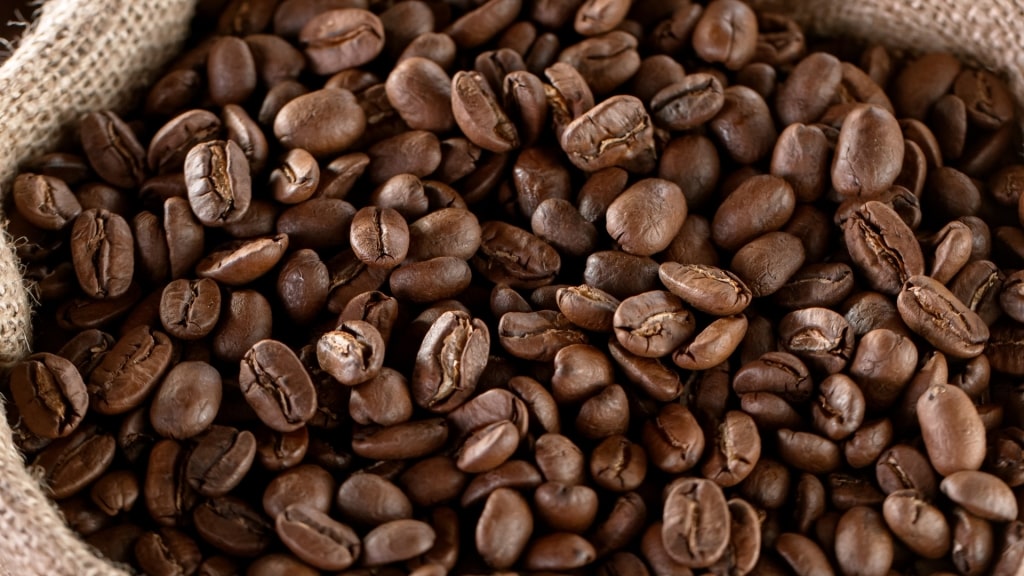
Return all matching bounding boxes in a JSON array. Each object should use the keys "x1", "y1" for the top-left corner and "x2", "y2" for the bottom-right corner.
[
  {"x1": 275, "y1": 504, "x2": 361, "y2": 570},
  {"x1": 299, "y1": 8, "x2": 384, "y2": 75},
  {"x1": 80, "y1": 111, "x2": 147, "y2": 189},
  {"x1": 651, "y1": 73, "x2": 725, "y2": 131},
  {"x1": 476, "y1": 487, "x2": 532, "y2": 569},
  {"x1": 33, "y1": 424, "x2": 116, "y2": 499},
  {"x1": 882, "y1": 489, "x2": 951, "y2": 559},
  {"x1": 606, "y1": 178, "x2": 687, "y2": 256},
  {"x1": 184, "y1": 139, "x2": 252, "y2": 226},
  {"x1": 13, "y1": 173, "x2": 82, "y2": 231},
  {"x1": 661, "y1": 477, "x2": 730, "y2": 568},
  {"x1": 561, "y1": 95, "x2": 656, "y2": 173},
  {"x1": 10, "y1": 353, "x2": 88, "y2": 440},
  {"x1": 898, "y1": 275, "x2": 989, "y2": 358},
  {"x1": 240, "y1": 339, "x2": 317, "y2": 431},
  {"x1": 193, "y1": 497, "x2": 273, "y2": 557},
  {"x1": 186, "y1": 426, "x2": 257, "y2": 498},
  {"x1": 70, "y1": 208, "x2": 135, "y2": 299},
  {"x1": 88, "y1": 326, "x2": 174, "y2": 415},
  {"x1": 940, "y1": 470, "x2": 1018, "y2": 522},
  {"x1": 274, "y1": 88, "x2": 366, "y2": 157},
  {"x1": 150, "y1": 361, "x2": 222, "y2": 440}
]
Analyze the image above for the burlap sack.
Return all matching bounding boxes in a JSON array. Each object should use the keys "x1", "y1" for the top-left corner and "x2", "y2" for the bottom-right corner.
[
  {"x1": 0, "y1": 0, "x2": 1019, "y2": 574},
  {"x1": 0, "y1": 1, "x2": 194, "y2": 574}
]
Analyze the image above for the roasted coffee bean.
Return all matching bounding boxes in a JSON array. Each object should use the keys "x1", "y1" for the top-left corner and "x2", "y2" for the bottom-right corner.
[
  {"x1": 275, "y1": 504, "x2": 361, "y2": 571},
  {"x1": 186, "y1": 425, "x2": 256, "y2": 498},
  {"x1": 158, "y1": 278, "x2": 221, "y2": 340},
  {"x1": 659, "y1": 262, "x2": 751, "y2": 316},
  {"x1": 702, "y1": 410, "x2": 761, "y2": 487},
  {"x1": 476, "y1": 487, "x2": 533, "y2": 569},
  {"x1": 843, "y1": 200, "x2": 925, "y2": 294},
  {"x1": 561, "y1": 94, "x2": 656, "y2": 173},
  {"x1": 732, "y1": 351, "x2": 812, "y2": 403},
  {"x1": 883, "y1": 489, "x2": 951, "y2": 559},
  {"x1": 317, "y1": 320, "x2": 385, "y2": 386},
  {"x1": 730, "y1": 232, "x2": 806, "y2": 298},
  {"x1": 899, "y1": 275, "x2": 989, "y2": 358},
  {"x1": 184, "y1": 139, "x2": 252, "y2": 227},
  {"x1": 940, "y1": 470, "x2": 1017, "y2": 521},
  {"x1": 351, "y1": 418, "x2": 448, "y2": 460},
  {"x1": 193, "y1": 497, "x2": 273, "y2": 557},
  {"x1": 778, "y1": 307, "x2": 855, "y2": 374},
  {"x1": 613, "y1": 291, "x2": 695, "y2": 358},
  {"x1": 451, "y1": 70, "x2": 519, "y2": 153},
  {"x1": 274, "y1": 88, "x2": 366, "y2": 157},
  {"x1": 148, "y1": 109, "x2": 222, "y2": 175},
  {"x1": 33, "y1": 424, "x2": 116, "y2": 500},
  {"x1": 70, "y1": 208, "x2": 134, "y2": 299},
  {"x1": 662, "y1": 477, "x2": 730, "y2": 568},
  {"x1": 12, "y1": 173, "x2": 82, "y2": 231},
  {"x1": 88, "y1": 326, "x2": 174, "y2": 415},
  {"x1": 10, "y1": 353, "x2": 88, "y2": 440},
  {"x1": 149, "y1": 361, "x2": 221, "y2": 440},
  {"x1": 79, "y1": 110, "x2": 147, "y2": 189},
  {"x1": 337, "y1": 471, "x2": 412, "y2": 525},
  {"x1": 606, "y1": 178, "x2": 687, "y2": 256},
  {"x1": 240, "y1": 339, "x2": 317, "y2": 431},
  {"x1": 918, "y1": 384, "x2": 986, "y2": 476},
  {"x1": 134, "y1": 528, "x2": 202, "y2": 576},
  {"x1": 672, "y1": 314, "x2": 748, "y2": 371}
]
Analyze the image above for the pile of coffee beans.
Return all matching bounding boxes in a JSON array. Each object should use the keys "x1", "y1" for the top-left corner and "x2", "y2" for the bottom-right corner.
[{"x1": 7, "y1": 0, "x2": 1024, "y2": 573}]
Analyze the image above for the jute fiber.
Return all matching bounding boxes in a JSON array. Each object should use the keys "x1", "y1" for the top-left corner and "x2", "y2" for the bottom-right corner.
[
  {"x1": 0, "y1": 0, "x2": 193, "y2": 574},
  {"x1": 0, "y1": 0, "x2": 1019, "y2": 574}
]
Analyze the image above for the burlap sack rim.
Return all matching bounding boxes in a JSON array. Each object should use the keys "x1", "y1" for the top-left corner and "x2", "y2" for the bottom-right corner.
[
  {"x1": 1, "y1": 0, "x2": 1023, "y2": 575},
  {"x1": 0, "y1": 1, "x2": 194, "y2": 574}
]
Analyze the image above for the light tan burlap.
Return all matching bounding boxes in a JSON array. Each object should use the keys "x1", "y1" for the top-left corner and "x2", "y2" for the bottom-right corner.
[
  {"x1": 0, "y1": 0, "x2": 1019, "y2": 574},
  {"x1": 0, "y1": 1, "x2": 194, "y2": 574}
]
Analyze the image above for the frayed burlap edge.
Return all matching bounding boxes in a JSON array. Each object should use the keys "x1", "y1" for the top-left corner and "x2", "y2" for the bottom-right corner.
[{"x1": 0, "y1": 1, "x2": 194, "y2": 575}]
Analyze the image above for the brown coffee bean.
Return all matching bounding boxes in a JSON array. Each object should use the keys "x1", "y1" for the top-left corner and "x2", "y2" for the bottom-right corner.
[
  {"x1": 591, "y1": 434, "x2": 647, "y2": 492},
  {"x1": 883, "y1": 489, "x2": 951, "y2": 559},
  {"x1": 12, "y1": 173, "x2": 82, "y2": 231},
  {"x1": 899, "y1": 275, "x2": 989, "y2": 358},
  {"x1": 351, "y1": 418, "x2": 448, "y2": 460},
  {"x1": 524, "y1": 532, "x2": 597, "y2": 571},
  {"x1": 274, "y1": 88, "x2": 366, "y2": 157},
  {"x1": 150, "y1": 361, "x2": 222, "y2": 440},
  {"x1": 776, "y1": 532, "x2": 835, "y2": 576},
  {"x1": 476, "y1": 488, "x2": 532, "y2": 569},
  {"x1": 70, "y1": 208, "x2": 134, "y2": 299},
  {"x1": 659, "y1": 263, "x2": 751, "y2": 316},
  {"x1": 662, "y1": 477, "x2": 730, "y2": 568},
  {"x1": 778, "y1": 307, "x2": 855, "y2": 374},
  {"x1": 730, "y1": 232, "x2": 806, "y2": 298},
  {"x1": 712, "y1": 174, "x2": 795, "y2": 251},
  {"x1": 613, "y1": 290, "x2": 695, "y2": 358},
  {"x1": 561, "y1": 94, "x2": 656, "y2": 173},
  {"x1": 89, "y1": 326, "x2": 174, "y2": 415},
  {"x1": 672, "y1": 314, "x2": 748, "y2": 371},
  {"x1": 300, "y1": 8, "x2": 384, "y2": 75},
  {"x1": 702, "y1": 410, "x2": 761, "y2": 487},
  {"x1": 10, "y1": 353, "x2": 88, "y2": 440},
  {"x1": 451, "y1": 70, "x2": 519, "y2": 153},
  {"x1": 317, "y1": 320, "x2": 385, "y2": 386},
  {"x1": 710, "y1": 85, "x2": 776, "y2": 164},
  {"x1": 33, "y1": 424, "x2": 116, "y2": 500},
  {"x1": 193, "y1": 498, "x2": 274, "y2": 559},
  {"x1": 187, "y1": 426, "x2": 257, "y2": 498},
  {"x1": 606, "y1": 178, "x2": 687, "y2": 256},
  {"x1": 918, "y1": 384, "x2": 986, "y2": 476},
  {"x1": 335, "y1": 472, "x2": 411, "y2": 526},
  {"x1": 240, "y1": 339, "x2": 317, "y2": 431},
  {"x1": 941, "y1": 470, "x2": 1018, "y2": 522},
  {"x1": 692, "y1": 0, "x2": 758, "y2": 70},
  {"x1": 411, "y1": 310, "x2": 489, "y2": 413},
  {"x1": 80, "y1": 111, "x2": 147, "y2": 189}
]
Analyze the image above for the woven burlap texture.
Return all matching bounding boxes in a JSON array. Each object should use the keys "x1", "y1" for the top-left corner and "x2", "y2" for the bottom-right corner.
[
  {"x1": 0, "y1": 0, "x2": 1020, "y2": 575},
  {"x1": 0, "y1": 0, "x2": 194, "y2": 574}
]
